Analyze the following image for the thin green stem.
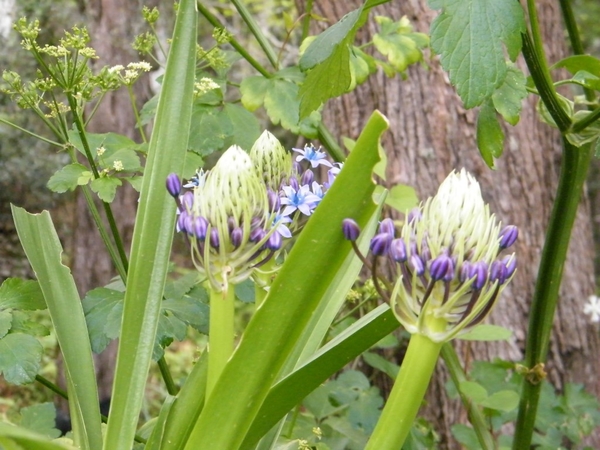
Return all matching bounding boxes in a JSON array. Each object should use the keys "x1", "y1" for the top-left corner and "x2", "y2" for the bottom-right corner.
[
  {"x1": 365, "y1": 333, "x2": 443, "y2": 449},
  {"x1": 35, "y1": 375, "x2": 147, "y2": 444},
  {"x1": 0, "y1": 117, "x2": 63, "y2": 147},
  {"x1": 206, "y1": 285, "x2": 235, "y2": 399},
  {"x1": 332, "y1": 294, "x2": 375, "y2": 327},
  {"x1": 231, "y1": 0, "x2": 279, "y2": 70},
  {"x1": 572, "y1": 105, "x2": 600, "y2": 133},
  {"x1": 284, "y1": 404, "x2": 301, "y2": 438},
  {"x1": 440, "y1": 344, "x2": 495, "y2": 450},
  {"x1": 512, "y1": 138, "x2": 593, "y2": 449},
  {"x1": 127, "y1": 84, "x2": 148, "y2": 143},
  {"x1": 301, "y1": 0, "x2": 314, "y2": 42},
  {"x1": 158, "y1": 356, "x2": 179, "y2": 395},
  {"x1": 197, "y1": 2, "x2": 271, "y2": 78},
  {"x1": 317, "y1": 123, "x2": 345, "y2": 162},
  {"x1": 521, "y1": 32, "x2": 572, "y2": 132}
]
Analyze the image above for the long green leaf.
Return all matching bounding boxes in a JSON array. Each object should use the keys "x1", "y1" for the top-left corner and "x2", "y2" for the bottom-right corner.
[
  {"x1": 102, "y1": 1, "x2": 197, "y2": 448},
  {"x1": 184, "y1": 110, "x2": 389, "y2": 449},
  {"x1": 242, "y1": 304, "x2": 400, "y2": 448},
  {"x1": 11, "y1": 207, "x2": 102, "y2": 450},
  {"x1": 0, "y1": 422, "x2": 74, "y2": 450}
]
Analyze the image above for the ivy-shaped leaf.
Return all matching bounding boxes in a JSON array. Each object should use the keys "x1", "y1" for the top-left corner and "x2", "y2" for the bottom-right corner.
[
  {"x1": 299, "y1": 44, "x2": 351, "y2": 119},
  {"x1": 492, "y1": 65, "x2": 528, "y2": 126},
  {"x1": 476, "y1": 99, "x2": 504, "y2": 168},
  {"x1": 188, "y1": 105, "x2": 228, "y2": 155},
  {"x1": 0, "y1": 278, "x2": 45, "y2": 310},
  {"x1": 20, "y1": 403, "x2": 61, "y2": 439},
  {"x1": 0, "y1": 333, "x2": 42, "y2": 385},
  {"x1": 101, "y1": 148, "x2": 142, "y2": 172},
  {"x1": 90, "y1": 176, "x2": 122, "y2": 203},
  {"x1": 47, "y1": 163, "x2": 88, "y2": 193},
  {"x1": 429, "y1": 0, "x2": 526, "y2": 108},
  {"x1": 82, "y1": 288, "x2": 124, "y2": 354},
  {"x1": 264, "y1": 79, "x2": 302, "y2": 132},
  {"x1": 372, "y1": 16, "x2": 429, "y2": 73}
]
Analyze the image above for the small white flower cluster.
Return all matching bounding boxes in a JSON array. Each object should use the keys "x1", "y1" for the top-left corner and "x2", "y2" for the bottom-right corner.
[
  {"x1": 584, "y1": 295, "x2": 600, "y2": 323},
  {"x1": 194, "y1": 77, "x2": 220, "y2": 98}
]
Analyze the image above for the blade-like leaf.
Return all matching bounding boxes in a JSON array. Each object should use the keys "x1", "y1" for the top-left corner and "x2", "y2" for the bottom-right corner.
[
  {"x1": 11, "y1": 206, "x2": 102, "y2": 450},
  {"x1": 0, "y1": 422, "x2": 74, "y2": 450},
  {"x1": 184, "y1": 110, "x2": 389, "y2": 449},
  {"x1": 103, "y1": 0, "x2": 197, "y2": 448}
]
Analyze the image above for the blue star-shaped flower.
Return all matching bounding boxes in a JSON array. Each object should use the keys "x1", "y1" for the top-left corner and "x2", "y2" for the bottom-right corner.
[
  {"x1": 280, "y1": 184, "x2": 321, "y2": 216},
  {"x1": 292, "y1": 145, "x2": 333, "y2": 168}
]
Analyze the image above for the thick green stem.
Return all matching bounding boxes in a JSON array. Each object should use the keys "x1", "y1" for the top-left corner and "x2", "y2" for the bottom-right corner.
[
  {"x1": 440, "y1": 344, "x2": 495, "y2": 450},
  {"x1": 206, "y1": 285, "x2": 235, "y2": 398},
  {"x1": 366, "y1": 333, "x2": 443, "y2": 450},
  {"x1": 512, "y1": 138, "x2": 593, "y2": 449}
]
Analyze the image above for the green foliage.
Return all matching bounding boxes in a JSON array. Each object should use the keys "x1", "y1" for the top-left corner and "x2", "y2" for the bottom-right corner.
[
  {"x1": 429, "y1": 0, "x2": 526, "y2": 108},
  {"x1": 19, "y1": 403, "x2": 61, "y2": 439},
  {"x1": 0, "y1": 333, "x2": 43, "y2": 385}
]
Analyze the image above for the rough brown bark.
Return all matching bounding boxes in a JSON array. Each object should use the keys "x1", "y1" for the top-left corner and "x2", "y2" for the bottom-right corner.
[{"x1": 297, "y1": 1, "x2": 600, "y2": 447}]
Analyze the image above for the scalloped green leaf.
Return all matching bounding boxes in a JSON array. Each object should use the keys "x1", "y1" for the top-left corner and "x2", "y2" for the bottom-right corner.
[
  {"x1": 492, "y1": 65, "x2": 527, "y2": 126},
  {"x1": 90, "y1": 176, "x2": 122, "y2": 202},
  {"x1": 0, "y1": 333, "x2": 42, "y2": 385},
  {"x1": 240, "y1": 76, "x2": 271, "y2": 112},
  {"x1": 479, "y1": 389, "x2": 519, "y2": 412},
  {"x1": 551, "y1": 54, "x2": 600, "y2": 76},
  {"x1": 20, "y1": 403, "x2": 61, "y2": 439},
  {"x1": 429, "y1": 0, "x2": 526, "y2": 108},
  {"x1": 264, "y1": 79, "x2": 301, "y2": 131},
  {"x1": 0, "y1": 312, "x2": 12, "y2": 339},
  {"x1": 0, "y1": 278, "x2": 45, "y2": 311},
  {"x1": 222, "y1": 103, "x2": 261, "y2": 151},
  {"x1": 82, "y1": 288, "x2": 124, "y2": 354},
  {"x1": 459, "y1": 380, "x2": 488, "y2": 403},
  {"x1": 67, "y1": 131, "x2": 136, "y2": 158},
  {"x1": 47, "y1": 163, "x2": 88, "y2": 193},
  {"x1": 101, "y1": 148, "x2": 141, "y2": 172},
  {"x1": 477, "y1": 99, "x2": 504, "y2": 168},
  {"x1": 372, "y1": 16, "x2": 429, "y2": 72},
  {"x1": 188, "y1": 105, "x2": 227, "y2": 155}
]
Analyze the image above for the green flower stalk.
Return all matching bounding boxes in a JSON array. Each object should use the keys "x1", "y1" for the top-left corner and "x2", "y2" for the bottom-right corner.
[{"x1": 361, "y1": 169, "x2": 517, "y2": 449}]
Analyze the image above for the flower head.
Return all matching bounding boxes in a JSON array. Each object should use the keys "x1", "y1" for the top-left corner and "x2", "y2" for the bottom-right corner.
[
  {"x1": 382, "y1": 169, "x2": 517, "y2": 342},
  {"x1": 292, "y1": 144, "x2": 333, "y2": 168},
  {"x1": 584, "y1": 295, "x2": 600, "y2": 323},
  {"x1": 250, "y1": 130, "x2": 292, "y2": 190}
]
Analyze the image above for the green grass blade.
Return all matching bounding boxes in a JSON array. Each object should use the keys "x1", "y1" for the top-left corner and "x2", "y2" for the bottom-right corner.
[
  {"x1": 102, "y1": 1, "x2": 197, "y2": 448},
  {"x1": 242, "y1": 304, "x2": 400, "y2": 448},
  {"x1": 184, "y1": 111, "x2": 389, "y2": 449},
  {"x1": 0, "y1": 422, "x2": 74, "y2": 449},
  {"x1": 11, "y1": 206, "x2": 102, "y2": 450}
]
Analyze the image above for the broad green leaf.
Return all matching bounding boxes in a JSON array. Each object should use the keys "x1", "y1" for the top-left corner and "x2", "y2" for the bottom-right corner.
[
  {"x1": 0, "y1": 333, "x2": 42, "y2": 384},
  {"x1": 460, "y1": 324, "x2": 513, "y2": 341},
  {"x1": 0, "y1": 312, "x2": 12, "y2": 338},
  {"x1": 479, "y1": 390, "x2": 519, "y2": 412},
  {"x1": 372, "y1": 16, "x2": 429, "y2": 72},
  {"x1": 570, "y1": 70, "x2": 600, "y2": 91},
  {"x1": 47, "y1": 163, "x2": 88, "y2": 193},
  {"x1": 125, "y1": 176, "x2": 143, "y2": 192},
  {"x1": 67, "y1": 131, "x2": 136, "y2": 158},
  {"x1": 187, "y1": 105, "x2": 227, "y2": 155},
  {"x1": 0, "y1": 422, "x2": 74, "y2": 450},
  {"x1": 82, "y1": 288, "x2": 124, "y2": 353},
  {"x1": 162, "y1": 297, "x2": 209, "y2": 334},
  {"x1": 551, "y1": 55, "x2": 600, "y2": 76},
  {"x1": 186, "y1": 111, "x2": 389, "y2": 449},
  {"x1": 0, "y1": 278, "x2": 45, "y2": 310},
  {"x1": 264, "y1": 79, "x2": 301, "y2": 132},
  {"x1": 234, "y1": 279, "x2": 255, "y2": 304},
  {"x1": 163, "y1": 272, "x2": 200, "y2": 299},
  {"x1": 566, "y1": 110, "x2": 600, "y2": 147},
  {"x1": 459, "y1": 380, "x2": 488, "y2": 403},
  {"x1": 451, "y1": 424, "x2": 480, "y2": 450},
  {"x1": 104, "y1": 1, "x2": 197, "y2": 445},
  {"x1": 299, "y1": 44, "x2": 351, "y2": 119},
  {"x1": 222, "y1": 103, "x2": 261, "y2": 151},
  {"x1": 363, "y1": 351, "x2": 399, "y2": 380},
  {"x1": 374, "y1": 184, "x2": 418, "y2": 213},
  {"x1": 101, "y1": 148, "x2": 141, "y2": 172},
  {"x1": 346, "y1": 386, "x2": 383, "y2": 434},
  {"x1": 90, "y1": 176, "x2": 122, "y2": 203},
  {"x1": 477, "y1": 99, "x2": 504, "y2": 168},
  {"x1": 10, "y1": 311, "x2": 49, "y2": 336},
  {"x1": 492, "y1": 65, "x2": 527, "y2": 126},
  {"x1": 240, "y1": 76, "x2": 271, "y2": 111},
  {"x1": 182, "y1": 152, "x2": 204, "y2": 179},
  {"x1": 299, "y1": 8, "x2": 362, "y2": 70},
  {"x1": 11, "y1": 207, "x2": 102, "y2": 449},
  {"x1": 429, "y1": 0, "x2": 526, "y2": 108},
  {"x1": 20, "y1": 403, "x2": 61, "y2": 439}
]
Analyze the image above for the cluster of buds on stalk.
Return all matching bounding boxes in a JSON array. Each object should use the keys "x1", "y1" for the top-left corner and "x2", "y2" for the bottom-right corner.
[
  {"x1": 166, "y1": 131, "x2": 341, "y2": 292},
  {"x1": 343, "y1": 169, "x2": 517, "y2": 342}
]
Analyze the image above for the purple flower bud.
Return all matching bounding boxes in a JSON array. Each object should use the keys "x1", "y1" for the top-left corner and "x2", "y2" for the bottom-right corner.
[
  {"x1": 443, "y1": 262, "x2": 455, "y2": 283},
  {"x1": 292, "y1": 161, "x2": 302, "y2": 175},
  {"x1": 289, "y1": 176, "x2": 299, "y2": 191},
  {"x1": 251, "y1": 216, "x2": 262, "y2": 230},
  {"x1": 230, "y1": 227, "x2": 243, "y2": 248},
  {"x1": 210, "y1": 228, "x2": 220, "y2": 249},
  {"x1": 410, "y1": 254, "x2": 425, "y2": 276},
  {"x1": 408, "y1": 207, "x2": 422, "y2": 223},
  {"x1": 250, "y1": 227, "x2": 266, "y2": 243},
  {"x1": 266, "y1": 232, "x2": 282, "y2": 251},
  {"x1": 301, "y1": 169, "x2": 314, "y2": 186},
  {"x1": 227, "y1": 216, "x2": 236, "y2": 231},
  {"x1": 184, "y1": 215, "x2": 194, "y2": 235},
  {"x1": 267, "y1": 189, "x2": 280, "y2": 211},
  {"x1": 499, "y1": 225, "x2": 518, "y2": 249},
  {"x1": 181, "y1": 191, "x2": 194, "y2": 210},
  {"x1": 166, "y1": 173, "x2": 182, "y2": 197},
  {"x1": 420, "y1": 239, "x2": 431, "y2": 262},
  {"x1": 490, "y1": 260, "x2": 508, "y2": 284},
  {"x1": 177, "y1": 211, "x2": 188, "y2": 233},
  {"x1": 389, "y1": 238, "x2": 407, "y2": 262},
  {"x1": 194, "y1": 216, "x2": 208, "y2": 240},
  {"x1": 460, "y1": 261, "x2": 472, "y2": 283},
  {"x1": 370, "y1": 232, "x2": 393, "y2": 256},
  {"x1": 342, "y1": 218, "x2": 361, "y2": 241},
  {"x1": 379, "y1": 218, "x2": 395, "y2": 236},
  {"x1": 470, "y1": 261, "x2": 488, "y2": 290},
  {"x1": 430, "y1": 253, "x2": 452, "y2": 281},
  {"x1": 502, "y1": 255, "x2": 517, "y2": 278}
]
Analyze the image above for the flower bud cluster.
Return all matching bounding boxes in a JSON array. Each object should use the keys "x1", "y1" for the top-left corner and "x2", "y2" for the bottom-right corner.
[
  {"x1": 343, "y1": 169, "x2": 518, "y2": 342},
  {"x1": 167, "y1": 131, "x2": 342, "y2": 291}
]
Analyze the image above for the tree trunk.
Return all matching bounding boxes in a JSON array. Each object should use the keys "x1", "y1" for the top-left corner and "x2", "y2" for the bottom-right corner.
[{"x1": 297, "y1": 1, "x2": 600, "y2": 447}]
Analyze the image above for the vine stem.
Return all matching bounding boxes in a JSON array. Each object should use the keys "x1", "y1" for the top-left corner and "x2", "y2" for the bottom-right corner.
[
  {"x1": 512, "y1": 138, "x2": 593, "y2": 448},
  {"x1": 206, "y1": 285, "x2": 235, "y2": 398},
  {"x1": 365, "y1": 333, "x2": 443, "y2": 449}
]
